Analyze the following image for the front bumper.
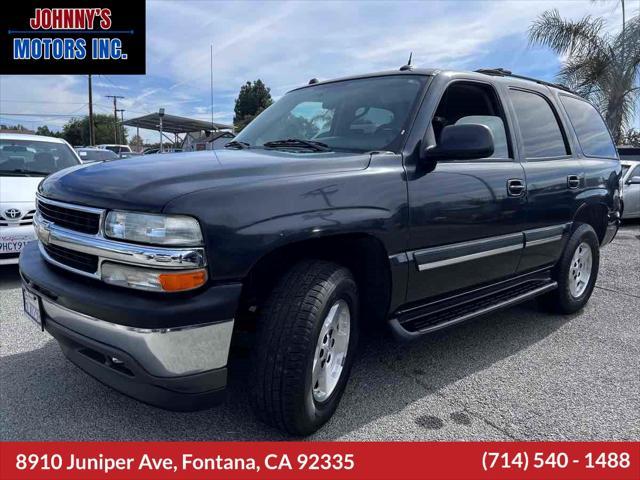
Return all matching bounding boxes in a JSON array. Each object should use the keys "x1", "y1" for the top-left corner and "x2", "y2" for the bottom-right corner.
[{"x1": 19, "y1": 242, "x2": 243, "y2": 410}]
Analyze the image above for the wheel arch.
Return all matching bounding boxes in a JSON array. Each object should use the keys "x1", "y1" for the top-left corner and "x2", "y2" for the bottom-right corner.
[
  {"x1": 572, "y1": 201, "x2": 609, "y2": 244},
  {"x1": 237, "y1": 233, "x2": 393, "y2": 327}
]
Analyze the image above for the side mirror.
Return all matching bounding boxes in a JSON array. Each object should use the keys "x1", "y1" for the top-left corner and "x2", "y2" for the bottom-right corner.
[
  {"x1": 626, "y1": 176, "x2": 640, "y2": 185},
  {"x1": 424, "y1": 123, "x2": 494, "y2": 161}
]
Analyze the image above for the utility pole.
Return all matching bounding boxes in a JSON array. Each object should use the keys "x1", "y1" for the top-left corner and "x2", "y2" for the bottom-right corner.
[
  {"x1": 210, "y1": 44, "x2": 214, "y2": 130},
  {"x1": 105, "y1": 95, "x2": 124, "y2": 144},
  {"x1": 158, "y1": 108, "x2": 165, "y2": 153},
  {"x1": 116, "y1": 109, "x2": 125, "y2": 144},
  {"x1": 87, "y1": 75, "x2": 95, "y2": 146}
]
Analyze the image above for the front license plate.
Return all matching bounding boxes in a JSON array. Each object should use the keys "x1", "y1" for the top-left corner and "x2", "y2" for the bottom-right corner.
[
  {"x1": 0, "y1": 239, "x2": 29, "y2": 254},
  {"x1": 22, "y1": 288, "x2": 43, "y2": 330}
]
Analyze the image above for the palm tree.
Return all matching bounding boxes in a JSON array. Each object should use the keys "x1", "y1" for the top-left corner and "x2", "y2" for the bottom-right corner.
[{"x1": 529, "y1": 6, "x2": 639, "y2": 143}]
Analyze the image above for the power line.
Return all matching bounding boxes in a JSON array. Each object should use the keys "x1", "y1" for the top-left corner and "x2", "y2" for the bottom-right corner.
[
  {"x1": 0, "y1": 110, "x2": 87, "y2": 117},
  {"x1": 1, "y1": 99, "x2": 90, "y2": 105},
  {"x1": 100, "y1": 74, "x2": 126, "y2": 91}
]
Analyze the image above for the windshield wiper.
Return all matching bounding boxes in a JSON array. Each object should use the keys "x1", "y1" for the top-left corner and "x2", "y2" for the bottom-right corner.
[
  {"x1": 0, "y1": 169, "x2": 50, "y2": 176},
  {"x1": 263, "y1": 138, "x2": 331, "y2": 152},
  {"x1": 224, "y1": 140, "x2": 251, "y2": 149}
]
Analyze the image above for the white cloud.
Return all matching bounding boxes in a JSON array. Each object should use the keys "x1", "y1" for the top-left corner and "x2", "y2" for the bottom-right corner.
[{"x1": 0, "y1": 0, "x2": 626, "y2": 141}]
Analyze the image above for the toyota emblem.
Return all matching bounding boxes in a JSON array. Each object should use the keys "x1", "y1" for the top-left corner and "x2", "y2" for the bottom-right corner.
[{"x1": 4, "y1": 208, "x2": 22, "y2": 219}]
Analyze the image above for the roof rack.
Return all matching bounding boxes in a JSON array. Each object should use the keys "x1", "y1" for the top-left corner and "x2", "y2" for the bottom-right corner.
[{"x1": 475, "y1": 68, "x2": 575, "y2": 94}]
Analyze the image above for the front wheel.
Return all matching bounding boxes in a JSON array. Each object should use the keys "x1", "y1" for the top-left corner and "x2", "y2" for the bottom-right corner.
[
  {"x1": 249, "y1": 260, "x2": 358, "y2": 435},
  {"x1": 541, "y1": 223, "x2": 600, "y2": 314}
]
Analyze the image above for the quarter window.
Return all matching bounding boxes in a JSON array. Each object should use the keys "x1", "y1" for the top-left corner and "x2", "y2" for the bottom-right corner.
[
  {"x1": 560, "y1": 95, "x2": 617, "y2": 158},
  {"x1": 509, "y1": 89, "x2": 568, "y2": 159}
]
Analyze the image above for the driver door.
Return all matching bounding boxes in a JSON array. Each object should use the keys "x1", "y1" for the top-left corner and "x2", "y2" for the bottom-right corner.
[{"x1": 406, "y1": 80, "x2": 526, "y2": 302}]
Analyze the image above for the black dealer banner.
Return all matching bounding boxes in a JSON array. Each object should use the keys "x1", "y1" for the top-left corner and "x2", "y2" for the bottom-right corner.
[{"x1": 0, "y1": 0, "x2": 146, "y2": 75}]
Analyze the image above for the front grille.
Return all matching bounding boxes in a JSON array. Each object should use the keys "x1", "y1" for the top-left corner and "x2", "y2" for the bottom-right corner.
[
  {"x1": 43, "y1": 243, "x2": 99, "y2": 273},
  {"x1": 0, "y1": 209, "x2": 36, "y2": 227},
  {"x1": 38, "y1": 201, "x2": 100, "y2": 234}
]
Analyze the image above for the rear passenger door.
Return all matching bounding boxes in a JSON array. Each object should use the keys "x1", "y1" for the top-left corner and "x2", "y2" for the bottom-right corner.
[
  {"x1": 506, "y1": 87, "x2": 578, "y2": 273},
  {"x1": 558, "y1": 94, "x2": 621, "y2": 218}
]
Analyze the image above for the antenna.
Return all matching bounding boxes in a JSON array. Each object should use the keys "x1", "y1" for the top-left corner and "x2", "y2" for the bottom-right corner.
[{"x1": 399, "y1": 52, "x2": 414, "y2": 71}]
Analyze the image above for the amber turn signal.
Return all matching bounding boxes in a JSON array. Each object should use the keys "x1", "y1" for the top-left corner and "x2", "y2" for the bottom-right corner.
[{"x1": 159, "y1": 269, "x2": 207, "y2": 292}]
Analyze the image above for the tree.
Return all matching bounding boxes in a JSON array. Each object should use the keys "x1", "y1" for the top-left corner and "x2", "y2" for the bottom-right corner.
[
  {"x1": 1, "y1": 123, "x2": 31, "y2": 132},
  {"x1": 35, "y1": 125, "x2": 61, "y2": 137},
  {"x1": 528, "y1": 7, "x2": 640, "y2": 143},
  {"x1": 60, "y1": 114, "x2": 128, "y2": 146},
  {"x1": 620, "y1": 128, "x2": 640, "y2": 146},
  {"x1": 129, "y1": 134, "x2": 144, "y2": 152},
  {"x1": 233, "y1": 79, "x2": 273, "y2": 131}
]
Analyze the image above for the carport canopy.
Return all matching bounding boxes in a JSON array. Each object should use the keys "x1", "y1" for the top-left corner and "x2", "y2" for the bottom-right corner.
[{"x1": 122, "y1": 113, "x2": 233, "y2": 134}]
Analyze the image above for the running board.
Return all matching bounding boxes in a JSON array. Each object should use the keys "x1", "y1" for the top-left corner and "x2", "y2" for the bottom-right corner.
[{"x1": 390, "y1": 279, "x2": 557, "y2": 341}]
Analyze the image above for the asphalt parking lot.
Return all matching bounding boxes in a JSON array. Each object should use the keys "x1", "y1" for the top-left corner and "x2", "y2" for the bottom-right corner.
[{"x1": 1, "y1": 224, "x2": 639, "y2": 441}]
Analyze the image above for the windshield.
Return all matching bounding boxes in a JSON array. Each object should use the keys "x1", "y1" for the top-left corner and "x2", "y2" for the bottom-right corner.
[
  {"x1": 0, "y1": 138, "x2": 79, "y2": 175},
  {"x1": 77, "y1": 149, "x2": 118, "y2": 162},
  {"x1": 234, "y1": 75, "x2": 428, "y2": 153}
]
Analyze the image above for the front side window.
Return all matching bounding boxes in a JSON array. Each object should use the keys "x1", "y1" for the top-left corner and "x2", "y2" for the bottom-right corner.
[
  {"x1": 234, "y1": 75, "x2": 428, "y2": 153},
  {"x1": 0, "y1": 139, "x2": 79, "y2": 176},
  {"x1": 429, "y1": 82, "x2": 511, "y2": 159},
  {"x1": 509, "y1": 89, "x2": 568, "y2": 159},
  {"x1": 560, "y1": 95, "x2": 617, "y2": 158}
]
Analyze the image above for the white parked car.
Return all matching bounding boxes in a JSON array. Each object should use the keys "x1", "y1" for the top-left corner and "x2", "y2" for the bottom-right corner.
[
  {"x1": 619, "y1": 147, "x2": 640, "y2": 220},
  {"x1": 96, "y1": 144, "x2": 132, "y2": 155},
  {"x1": 0, "y1": 133, "x2": 81, "y2": 264}
]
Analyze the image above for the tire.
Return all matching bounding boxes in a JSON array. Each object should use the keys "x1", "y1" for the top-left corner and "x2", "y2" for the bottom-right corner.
[
  {"x1": 541, "y1": 223, "x2": 600, "y2": 314},
  {"x1": 249, "y1": 260, "x2": 359, "y2": 435}
]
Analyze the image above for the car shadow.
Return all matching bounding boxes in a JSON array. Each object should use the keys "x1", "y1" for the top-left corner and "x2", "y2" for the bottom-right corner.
[{"x1": 0, "y1": 298, "x2": 574, "y2": 441}]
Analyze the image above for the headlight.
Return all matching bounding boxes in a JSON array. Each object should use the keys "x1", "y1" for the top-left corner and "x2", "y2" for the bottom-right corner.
[
  {"x1": 101, "y1": 262, "x2": 207, "y2": 292},
  {"x1": 104, "y1": 211, "x2": 203, "y2": 246}
]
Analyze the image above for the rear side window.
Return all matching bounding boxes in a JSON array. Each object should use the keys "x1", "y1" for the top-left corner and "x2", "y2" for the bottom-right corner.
[
  {"x1": 509, "y1": 89, "x2": 568, "y2": 159},
  {"x1": 560, "y1": 96, "x2": 617, "y2": 158}
]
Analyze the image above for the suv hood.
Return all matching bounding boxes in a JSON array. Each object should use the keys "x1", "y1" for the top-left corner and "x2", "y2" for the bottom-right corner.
[{"x1": 38, "y1": 149, "x2": 371, "y2": 212}]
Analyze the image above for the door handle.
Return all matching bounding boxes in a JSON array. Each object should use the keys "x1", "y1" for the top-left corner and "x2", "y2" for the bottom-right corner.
[
  {"x1": 507, "y1": 178, "x2": 526, "y2": 197},
  {"x1": 567, "y1": 175, "x2": 580, "y2": 189}
]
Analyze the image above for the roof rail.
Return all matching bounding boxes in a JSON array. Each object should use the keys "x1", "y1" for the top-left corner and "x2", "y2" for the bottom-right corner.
[
  {"x1": 476, "y1": 68, "x2": 512, "y2": 76},
  {"x1": 475, "y1": 68, "x2": 575, "y2": 94}
]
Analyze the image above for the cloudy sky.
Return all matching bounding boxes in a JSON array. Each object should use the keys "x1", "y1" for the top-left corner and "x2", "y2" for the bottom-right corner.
[{"x1": 0, "y1": 0, "x2": 635, "y2": 142}]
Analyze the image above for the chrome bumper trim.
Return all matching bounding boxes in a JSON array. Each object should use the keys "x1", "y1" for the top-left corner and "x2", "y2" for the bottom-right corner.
[
  {"x1": 41, "y1": 297, "x2": 234, "y2": 376},
  {"x1": 34, "y1": 213, "x2": 206, "y2": 278}
]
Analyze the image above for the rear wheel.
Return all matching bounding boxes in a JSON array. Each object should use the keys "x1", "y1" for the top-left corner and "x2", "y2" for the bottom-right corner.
[
  {"x1": 249, "y1": 260, "x2": 358, "y2": 435},
  {"x1": 541, "y1": 223, "x2": 600, "y2": 314}
]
